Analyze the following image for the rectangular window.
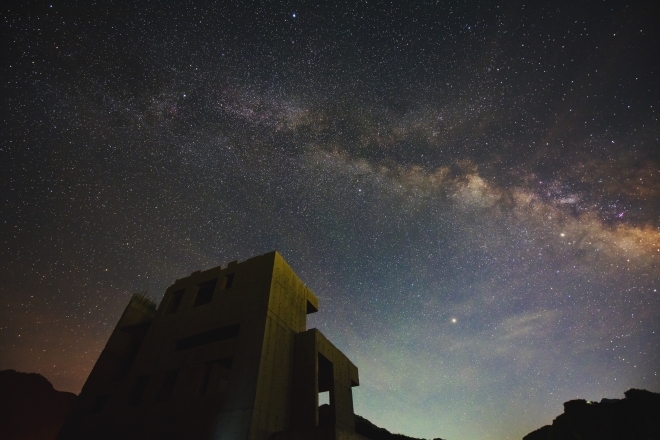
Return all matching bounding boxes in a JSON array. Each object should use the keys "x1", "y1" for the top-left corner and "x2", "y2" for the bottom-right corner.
[
  {"x1": 128, "y1": 374, "x2": 149, "y2": 406},
  {"x1": 223, "y1": 273, "x2": 234, "y2": 289},
  {"x1": 90, "y1": 395, "x2": 108, "y2": 413},
  {"x1": 193, "y1": 279, "x2": 217, "y2": 307},
  {"x1": 165, "y1": 289, "x2": 184, "y2": 314},
  {"x1": 318, "y1": 354, "x2": 334, "y2": 426},
  {"x1": 156, "y1": 369, "x2": 179, "y2": 402},
  {"x1": 112, "y1": 322, "x2": 150, "y2": 382},
  {"x1": 175, "y1": 323, "x2": 240, "y2": 351},
  {"x1": 199, "y1": 357, "x2": 233, "y2": 395}
]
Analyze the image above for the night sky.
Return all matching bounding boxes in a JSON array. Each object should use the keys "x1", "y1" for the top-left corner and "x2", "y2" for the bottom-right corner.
[{"x1": 1, "y1": 1, "x2": 659, "y2": 439}]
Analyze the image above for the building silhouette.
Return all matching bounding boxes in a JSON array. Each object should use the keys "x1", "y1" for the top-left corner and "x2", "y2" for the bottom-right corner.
[{"x1": 57, "y1": 251, "x2": 364, "y2": 440}]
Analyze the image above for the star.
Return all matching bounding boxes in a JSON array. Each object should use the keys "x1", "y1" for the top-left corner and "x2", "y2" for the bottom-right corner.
[{"x1": 2, "y1": 2, "x2": 658, "y2": 440}]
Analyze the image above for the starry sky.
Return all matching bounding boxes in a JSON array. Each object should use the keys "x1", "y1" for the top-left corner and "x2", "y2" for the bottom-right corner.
[{"x1": 1, "y1": 1, "x2": 659, "y2": 439}]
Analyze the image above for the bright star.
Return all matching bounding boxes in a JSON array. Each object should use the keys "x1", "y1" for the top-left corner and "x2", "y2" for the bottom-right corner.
[{"x1": 451, "y1": 318, "x2": 457, "y2": 323}]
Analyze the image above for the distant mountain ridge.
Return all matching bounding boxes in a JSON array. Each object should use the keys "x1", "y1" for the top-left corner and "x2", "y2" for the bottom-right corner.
[
  {"x1": 523, "y1": 388, "x2": 660, "y2": 440},
  {"x1": 1, "y1": 370, "x2": 446, "y2": 440}
]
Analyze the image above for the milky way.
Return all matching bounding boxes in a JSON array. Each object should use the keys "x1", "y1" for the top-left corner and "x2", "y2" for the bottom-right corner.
[{"x1": 1, "y1": 1, "x2": 659, "y2": 439}]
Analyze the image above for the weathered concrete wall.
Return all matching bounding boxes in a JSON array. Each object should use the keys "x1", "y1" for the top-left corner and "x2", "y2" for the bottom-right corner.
[
  {"x1": 57, "y1": 251, "x2": 360, "y2": 440},
  {"x1": 289, "y1": 329, "x2": 360, "y2": 438}
]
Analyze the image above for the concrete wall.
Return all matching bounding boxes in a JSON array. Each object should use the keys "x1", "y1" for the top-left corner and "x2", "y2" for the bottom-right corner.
[
  {"x1": 289, "y1": 329, "x2": 360, "y2": 437},
  {"x1": 246, "y1": 252, "x2": 319, "y2": 440},
  {"x1": 57, "y1": 251, "x2": 360, "y2": 440}
]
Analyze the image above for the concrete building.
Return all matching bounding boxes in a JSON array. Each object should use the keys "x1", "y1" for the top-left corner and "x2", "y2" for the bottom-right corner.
[{"x1": 57, "y1": 251, "x2": 364, "y2": 440}]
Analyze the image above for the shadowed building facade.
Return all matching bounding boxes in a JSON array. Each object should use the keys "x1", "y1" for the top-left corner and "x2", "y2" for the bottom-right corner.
[{"x1": 57, "y1": 251, "x2": 364, "y2": 440}]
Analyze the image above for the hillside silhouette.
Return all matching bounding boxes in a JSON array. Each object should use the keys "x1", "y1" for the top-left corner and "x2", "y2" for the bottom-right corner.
[
  {"x1": 1, "y1": 370, "x2": 446, "y2": 440},
  {"x1": 354, "y1": 412, "x2": 445, "y2": 440},
  {"x1": 0, "y1": 370, "x2": 77, "y2": 440},
  {"x1": 9, "y1": 369, "x2": 658, "y2": 440},
  {"x1": 524, "y1": 389, "x2": 660, "y2": 440}
]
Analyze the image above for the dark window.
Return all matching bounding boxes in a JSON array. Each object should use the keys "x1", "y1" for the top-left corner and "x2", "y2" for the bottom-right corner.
[
  {"x1": 175, "y1": 323, "x2": 240, "y2": 351},
  {"x1": 223, "y1": 273, "x2": 234, "y2": 289},
  {"x1": 318, "y1": 353, "x2": 334, "y2": 393},
  {"x1": 128, "y1": 374, "x2": 149, "y2": 406},
  {"x1": 307, "y1": 300, "x2": 318, "y2": 314},
  {"x1": 112, "y1": 322, "x2": 151, "y2": 382},
  {"x1": 199, "y1": 357, "x2": 233, "y2": 395},
  {"x1": 90, "y1": 395, "x2": 108, "y2": 413},
  {"x1": 193, "y1": 279, "x2": 217, "y2": 307},
  {"x1": 156, "y1": 369, "x2": 179, "y2": 401},
  {"x1": 318, "y1": 354, "x2": 335, "y2": 426},
  {"x1": 166, "y1": 289, "x2": 184, "y2": 314}
]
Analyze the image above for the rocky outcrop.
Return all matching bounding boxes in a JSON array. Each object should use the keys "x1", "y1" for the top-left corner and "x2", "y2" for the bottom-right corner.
[
  {"x1": 523, "y1": 389, "x2": 660, "y2": 440},
  {"x1": 355, "y1": 412, "x2": 445, "y2": 440},
  {"x1": 0, "y1": 370, "x2": 77, "y2": 440}
]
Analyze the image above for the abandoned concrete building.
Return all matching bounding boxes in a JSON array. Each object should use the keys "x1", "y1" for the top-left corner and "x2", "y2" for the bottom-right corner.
[{"x1": 56, "y1": 251, "x2": 364, "y2": 440}]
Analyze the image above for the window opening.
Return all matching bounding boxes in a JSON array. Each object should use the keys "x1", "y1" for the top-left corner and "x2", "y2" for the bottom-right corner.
[
  {"x1": 223, "y1": 273, "x2": 235, "y2": 289},
  {"x1": 193, "y1": 279, "x2": 217, "y2": 307},
  {"x1": 165, "y1": 289, "x2": 184, "y2": 314},
  {"x1": 175, "y1": 323, "x2": 240, "y2": 351},
  {"x1": 318, "y1": 353, "x2": 334, "y2": 426},
  {"x1": 128, "y1": 374, "x2": 149, "y2": 406},
  {"x1": 112, "y1": 322, "x2": 150, "y2": 382},
  {"x1": 307, "y1": 299, "x2": 318, "y2": 314},
  {"x1": 156, "y1": 369, "x2": 179, "y2": 401},
  {"x1": 199, "y1": 357, "x2": 233, "y2": 395},
  {"x1": 90, "y1": 395, "x2": 108, "y2": 413}
]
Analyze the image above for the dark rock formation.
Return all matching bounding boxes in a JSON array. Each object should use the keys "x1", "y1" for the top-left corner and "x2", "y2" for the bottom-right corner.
[
  {"x1": 0, "y1": 370, "x2": 447, "y2": 440},
  {"x1": 353, "y1": 410, "x2": 445, "y2": 440},
  {"x1": 523, "y1": 389, "x2": 660, "y2": 440},
  {"x1": 0, "y1": 369, "x2": 77, "y2": 440}
]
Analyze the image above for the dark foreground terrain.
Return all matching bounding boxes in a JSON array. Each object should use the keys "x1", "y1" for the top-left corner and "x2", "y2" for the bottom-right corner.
[
  {"x1": 1, "y1": 369, "x2": 444, "y2": 440},
  {"x1": 5, "y1": 369, "x2": 659, "y2": 440},
  {"x1": 0, "y1": 370, "x2": 77, "y2": 440},
  {"x1": 524, "y1": 388, "x2": 660, "y2": 440}
]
